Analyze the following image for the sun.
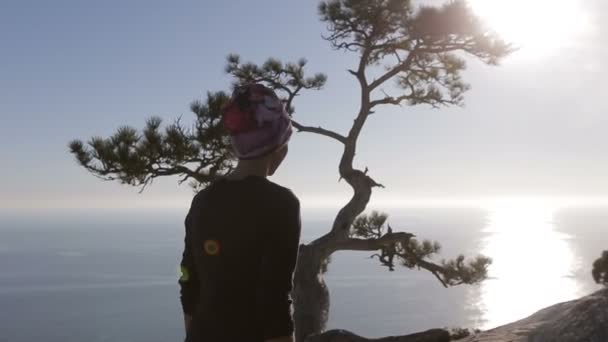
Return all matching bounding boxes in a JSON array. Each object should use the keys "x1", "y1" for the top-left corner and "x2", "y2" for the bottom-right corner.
[{"x1": 468, "y1": 0, "x2": 589, "y2": 57}]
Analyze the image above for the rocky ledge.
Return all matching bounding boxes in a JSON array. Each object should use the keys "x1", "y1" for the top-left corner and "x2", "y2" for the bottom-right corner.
[
  {"x1": 307, "y1": 288, "x2": 608, "y2": 342},
  {"x1": 461, "y1": 287, "x2": 608, "y2": 342}
]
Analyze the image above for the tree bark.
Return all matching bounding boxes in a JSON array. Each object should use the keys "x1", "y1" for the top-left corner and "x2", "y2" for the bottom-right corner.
[
  {"x1": 294, "y1": 243, "x2": 331, "y2": 342},
  {"x1": 294, "y1": 173, "x2": 378, "y2": 341}
]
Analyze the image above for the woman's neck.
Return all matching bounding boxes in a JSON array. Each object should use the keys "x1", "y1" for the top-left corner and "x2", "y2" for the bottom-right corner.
[{"x1": 226, "y1": 159, "x2": 269, "y2": 180}]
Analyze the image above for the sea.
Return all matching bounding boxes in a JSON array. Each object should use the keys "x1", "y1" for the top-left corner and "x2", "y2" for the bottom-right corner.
[{"x1": 0, "y1": 203, "x2": 606, "y2": 341}]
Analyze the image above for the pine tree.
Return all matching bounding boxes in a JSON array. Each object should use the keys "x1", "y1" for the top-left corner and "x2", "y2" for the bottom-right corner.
[
  {"x1": 69, "y1": 1, "x2": 512, "y2": 340},
  {"x1": 592, "y1": 251, "x2": 608, "y2": 286}
]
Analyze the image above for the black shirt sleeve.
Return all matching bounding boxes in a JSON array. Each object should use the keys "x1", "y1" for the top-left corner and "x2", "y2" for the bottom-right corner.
[
  {"x1": 260, "y1": 195, "x2": 302, "y2": 340},
  {"x1": 179, "y1": 206, "x2": 200, "y2": 316}
]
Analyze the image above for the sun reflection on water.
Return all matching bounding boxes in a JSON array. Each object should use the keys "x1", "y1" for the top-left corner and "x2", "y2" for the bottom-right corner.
[{"x1": 473, "y1": 199, "x2": 583, "y2": 329}]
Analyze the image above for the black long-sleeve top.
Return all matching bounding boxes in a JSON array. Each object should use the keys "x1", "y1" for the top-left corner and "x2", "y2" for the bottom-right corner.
[{"x1": 179, "y1": 176, "x2": 301, "y2": 342}]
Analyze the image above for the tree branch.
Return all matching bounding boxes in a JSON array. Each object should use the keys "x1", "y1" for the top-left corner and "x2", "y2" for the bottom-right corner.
[
  {"x1": 336, "y1": 232, "x2": 414, "y2": 251},
  {"x1": 369, "y1": 46, "x2": 418, "y2": 90},
  {"x1": 410, "y1": 257, "x2": 450, "y2": 288},
  {"x1": 369, "y1": 94, "x2": 412, "y2": 107},
  {"x1": 291, "y1": 120, "x2": 347, "y2": 144}
]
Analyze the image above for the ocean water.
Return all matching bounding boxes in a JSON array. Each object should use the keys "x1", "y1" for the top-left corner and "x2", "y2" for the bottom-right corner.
[{"x1": 0, "y1": 205, "x2": 606, "y2": 341}]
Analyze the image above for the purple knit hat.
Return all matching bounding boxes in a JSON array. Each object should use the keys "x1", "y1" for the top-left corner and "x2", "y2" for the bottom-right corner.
[{"x1": 223, "y1": 84, "x2": 293, "y2": 159}]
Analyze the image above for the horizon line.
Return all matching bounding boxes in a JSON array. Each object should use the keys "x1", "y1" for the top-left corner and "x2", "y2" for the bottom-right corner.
[{"x1": 3, "y1": 195, "x2": 608, "y2": 213}]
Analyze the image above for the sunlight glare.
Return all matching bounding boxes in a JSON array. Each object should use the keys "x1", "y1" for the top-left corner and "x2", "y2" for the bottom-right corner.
[
  {"x1": 468, "y1": 0, "x2": 589, "y2": 57},
  {"x1": 473, "y1": 199, "x2": 583, "y2": 328}
]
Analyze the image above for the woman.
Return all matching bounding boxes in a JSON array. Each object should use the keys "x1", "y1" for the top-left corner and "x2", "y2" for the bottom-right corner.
[{"x1": 179, "y1": 84, "x2": 301, "y2": 342}]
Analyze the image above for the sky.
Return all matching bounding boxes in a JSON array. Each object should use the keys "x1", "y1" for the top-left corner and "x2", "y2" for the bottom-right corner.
[{"x1": 1, "y1": 0, "x2": 607, "y2": 211}]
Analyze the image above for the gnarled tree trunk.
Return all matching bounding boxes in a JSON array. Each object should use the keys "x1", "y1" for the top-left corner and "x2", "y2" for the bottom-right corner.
[
  {"x1": 294, "y1": 172, "x2": 381, "y2": 340},
  {"x1": 292, "y1": 60, "x2": 387, "y2": 340},
  {"x1": 293, "y1": 243, "x2": 331, "y2": 342}
]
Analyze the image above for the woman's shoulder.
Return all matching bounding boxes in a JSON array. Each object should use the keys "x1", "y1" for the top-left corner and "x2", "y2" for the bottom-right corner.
[
  {"x1": 263, "y1": 179, "x2": 299, "y2": 206},
  {"x1": 188, "y1": 177, "x2": 299, "y2": 212}
]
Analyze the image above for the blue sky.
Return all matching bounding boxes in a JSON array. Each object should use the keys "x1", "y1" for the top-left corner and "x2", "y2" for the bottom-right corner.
[{"x1": 1, "y1": 0, "x2": 607, "y2": 211}]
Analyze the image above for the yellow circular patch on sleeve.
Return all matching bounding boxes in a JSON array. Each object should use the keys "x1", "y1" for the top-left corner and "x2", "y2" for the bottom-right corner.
[{"x1": 203, "y1": 239, "x2": 220, "y2": 256}]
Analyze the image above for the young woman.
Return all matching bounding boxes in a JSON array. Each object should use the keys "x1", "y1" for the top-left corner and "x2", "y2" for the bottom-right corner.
[{"x1": 179, "y1": 84, "x2": 301, "y2": 342}]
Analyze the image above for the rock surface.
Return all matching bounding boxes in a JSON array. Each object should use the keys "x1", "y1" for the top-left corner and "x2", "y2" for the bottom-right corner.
[
  {"x1": 306, "y1": 328, "x2": 450, "y2": 342},
  {"x1": 461, "y1": 287, "x2": 608, "y2": 342},
  {"x1": 305, "y1": 288, "x2": 608, "y2": 342}
]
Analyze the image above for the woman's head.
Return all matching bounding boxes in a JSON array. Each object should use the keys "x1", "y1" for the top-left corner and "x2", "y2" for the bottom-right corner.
[{"x1": 222, "y1": 84, "x2": 292, "y2": 163}]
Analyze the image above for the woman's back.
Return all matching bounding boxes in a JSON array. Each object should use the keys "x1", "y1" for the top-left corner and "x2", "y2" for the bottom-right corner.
[{"x1": 180, "y1": 176, "x2": 301, "y2": 342}]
